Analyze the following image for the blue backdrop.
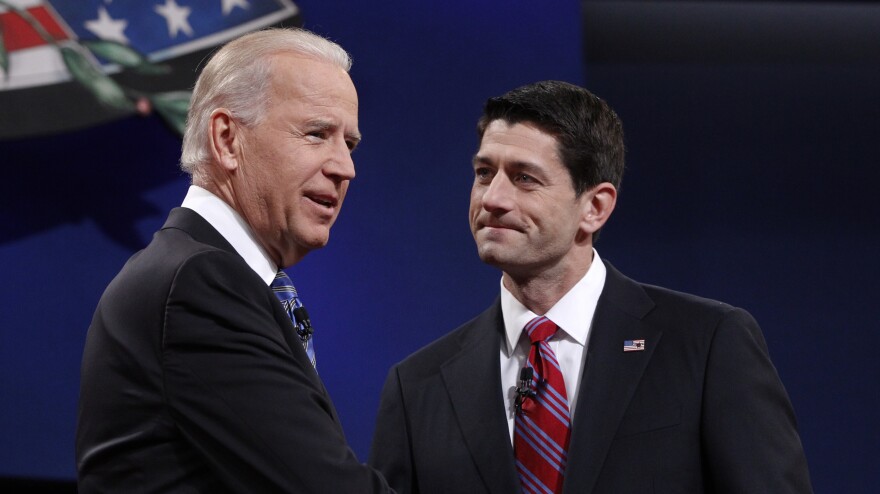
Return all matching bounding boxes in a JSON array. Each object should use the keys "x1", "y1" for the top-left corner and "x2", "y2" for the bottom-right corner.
[{"x1": 1, "y1": 1, "x2": 877, "y2": 491}]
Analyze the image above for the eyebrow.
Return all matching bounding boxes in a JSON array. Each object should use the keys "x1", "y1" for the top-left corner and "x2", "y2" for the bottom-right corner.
[
  {"x1": 472, "y1": 154, "x2": 543, "y2": 174},
  {"x1": 306, "y1": 119, "x2": 362, "y2": 146},
  {"x1": 472, "y1": 154, "x2": 490, "y2": 166},
  {"x1": 347, "y1": 130, "x2": 362, "y2": 145}
]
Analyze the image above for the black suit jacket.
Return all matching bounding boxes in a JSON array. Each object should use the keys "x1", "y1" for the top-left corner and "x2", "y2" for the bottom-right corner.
[
  {"x1": 369, "y1": 261, "x2": 812, "y2": 493},
  {"x1": 77, "y1": 208, "x2": 392, "y2": 493}
]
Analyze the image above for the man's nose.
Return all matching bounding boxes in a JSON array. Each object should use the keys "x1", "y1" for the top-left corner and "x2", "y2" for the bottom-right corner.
[
  {"x1": 326, "y1": 140, "x2": 356, "y2": 182},
  {"x1": 479, "y1": 173, "x2": 514, "y2": 212}
]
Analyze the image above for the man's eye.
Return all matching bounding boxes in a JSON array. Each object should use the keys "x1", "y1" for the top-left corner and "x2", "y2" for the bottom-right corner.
[
  {"x1": 307, "y1": 131, "x2": 327, "y2": 140},
  {"x1": 514, "y1": 174, "x2": 534, "y2": 183},
  {"x1": 475, "y1": 167, "x2": 493, "y2": 180}
]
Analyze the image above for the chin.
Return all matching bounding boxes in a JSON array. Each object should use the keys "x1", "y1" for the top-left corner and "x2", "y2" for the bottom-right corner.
[
  {"x1": 279, "y1": 239, "x2": 328, "y2": 268},
  {"x1": 296, "y1": 226, "x2": 331, "y2": 246},
  {"x1": 476, "y1": 246, "x2": 508, "y2": 267},
  {"x1": 303, "y1": 234, "x2": 331, "y2": 251}
]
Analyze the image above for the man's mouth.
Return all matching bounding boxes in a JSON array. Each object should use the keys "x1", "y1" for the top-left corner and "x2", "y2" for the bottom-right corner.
[
  {"x1": 307, "y1": 194, "x2": 337, "y2": 208},
  {"x1": 480, "y1": 221, "x2": 517, "y2": 231}
]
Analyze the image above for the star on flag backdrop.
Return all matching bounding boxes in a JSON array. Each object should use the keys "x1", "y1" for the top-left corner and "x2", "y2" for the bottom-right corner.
[{"x1": 0, "y1": 0, "x2": 301, "y2": 139}]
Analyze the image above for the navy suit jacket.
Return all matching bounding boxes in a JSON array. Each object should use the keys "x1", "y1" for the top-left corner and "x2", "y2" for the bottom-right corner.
[
  {"x1": 369, "y1": 261, "x2": 812, "y2": 493},
  {"x1": 77, "y1": 208, "x2": 392, "y2": 493}
]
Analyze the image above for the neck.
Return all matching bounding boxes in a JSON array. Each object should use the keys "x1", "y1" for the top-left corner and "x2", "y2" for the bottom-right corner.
[
  {"x1": 193, "y1": 174, "x2": 289, "y2": 268},
  {"x1": 502, "y1": 250, "x2": 594, "y2": 315},
  {"x1": 194, "y1": 173, "x2": 235, "y2": 210}
]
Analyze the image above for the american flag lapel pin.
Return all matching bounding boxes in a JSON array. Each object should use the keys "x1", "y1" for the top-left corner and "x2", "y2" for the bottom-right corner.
[{"x1": 623, "y1": 339, "x2": 646, "y2": 352}]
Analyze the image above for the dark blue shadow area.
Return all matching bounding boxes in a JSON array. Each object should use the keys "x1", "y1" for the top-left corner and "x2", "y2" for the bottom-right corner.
[
  {"x1": 0, "y1": 116, "x2": 184, "y2": 251},
  {"x1": 587, "y1": 62, "x2": 880, "y2": 493}
]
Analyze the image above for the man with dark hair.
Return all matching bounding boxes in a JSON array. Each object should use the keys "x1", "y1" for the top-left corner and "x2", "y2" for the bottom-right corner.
[
  {"x1": 369, "y1": 81, "x2": 812, "y2": 493},
  {"x1": 76, "y1": 28, "x2": 393, "y2": 493}
]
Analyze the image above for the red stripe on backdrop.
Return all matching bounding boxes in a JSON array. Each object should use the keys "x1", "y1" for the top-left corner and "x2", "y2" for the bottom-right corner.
[{"x1": 1, "y1": 6, "x2": 70, "y2": 51}]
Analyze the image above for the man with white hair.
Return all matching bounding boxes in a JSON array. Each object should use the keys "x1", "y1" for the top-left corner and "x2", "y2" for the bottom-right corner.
[{"x1": 77, "y1": 28, "x2": 393, "y2": 493}]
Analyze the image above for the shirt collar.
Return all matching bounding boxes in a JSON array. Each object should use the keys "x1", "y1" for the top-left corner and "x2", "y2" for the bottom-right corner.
[
  {"x1": 180, "y1": 185, "x2": 278, "y2": 285},
  {"x1": 501, "y1": 249, "x2": 607, "y2": 355}
]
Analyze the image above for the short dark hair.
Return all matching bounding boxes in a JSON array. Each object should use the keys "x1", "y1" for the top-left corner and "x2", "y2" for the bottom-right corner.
[{"x1": 477, "y1": 80, "x2": 625, "y2": 196}]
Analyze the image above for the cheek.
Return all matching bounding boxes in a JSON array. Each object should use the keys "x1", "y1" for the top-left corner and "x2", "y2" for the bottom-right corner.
[
  {"x1": 468, "y1": 189, "x2": 482, "y2": 214},
  {"x1": 468, "y1": 202, "x2": 481, "y2": 227}
]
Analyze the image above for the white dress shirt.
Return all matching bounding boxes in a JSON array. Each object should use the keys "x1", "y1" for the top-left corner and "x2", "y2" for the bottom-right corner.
[
  {"x1": 499, "y1": 250, "x2": 607, "y2": 443},
  {"x1": 180, "y1": 185, "x2": 278, "y2": 285}
]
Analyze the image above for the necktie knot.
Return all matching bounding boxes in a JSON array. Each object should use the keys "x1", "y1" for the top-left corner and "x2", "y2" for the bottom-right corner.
[
  {"x1": 525, "y1": 316, "x2": 558, "y2": 344},
  {"x1": 271, "y1": 270, "x2": 316, "y2": 367},
  {"x1": 271, "y1": 271, "x2": 300, "y2": 311}
]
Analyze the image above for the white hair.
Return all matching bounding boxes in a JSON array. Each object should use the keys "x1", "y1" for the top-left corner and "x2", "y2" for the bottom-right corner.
[{"x1": 179, "y1": 28, "x2": 352, "y2": 177}]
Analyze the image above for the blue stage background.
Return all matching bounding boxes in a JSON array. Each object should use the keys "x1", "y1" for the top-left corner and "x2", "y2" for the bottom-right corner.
[{"x1": 1, "y1": 1, "x2": 877, "y2": 491}]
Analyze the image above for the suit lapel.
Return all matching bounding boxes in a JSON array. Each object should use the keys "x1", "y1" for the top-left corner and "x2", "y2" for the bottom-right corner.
[
  {"x1": 564, "y1": 261, "x2": 660, "y2": 494},
  {"x1": 440, "y1": 302, "x2": 521, "y2": 494},
  {"x1": 162, "y1": 208, "x2": 332, "y2": 416}
]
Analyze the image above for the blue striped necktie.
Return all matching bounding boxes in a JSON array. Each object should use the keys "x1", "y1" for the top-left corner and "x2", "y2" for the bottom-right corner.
[
  {"x1": 514, "y1": 316, "x2": 571, "y2": 494},
  {"x1": 271, "y1": 271, "x2": 316, "y2": 367}
]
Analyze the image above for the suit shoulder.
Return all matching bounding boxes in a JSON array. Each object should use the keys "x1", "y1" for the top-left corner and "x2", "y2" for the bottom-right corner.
[
  {"x1": 636, "y1": 282, "x2": 760, "y2": 340},
  {"x1": 101, "y1": 226, "x2": 256, "y2": 309},
  {"x1": 604, "y1": 261, "x2": 755, "y2": 334},
  {"x1": 602, "y1": 260, "x2": 744, "y2": 324},
  {"x1": 393, "y1": 304, "x2": 499, "y2": 376},
  {"x1": 641, "y1": 283, "x2": 736, "y2": 314},
  {"x1": 394, "y1": 323, "x2": 471, "y2": 372}
]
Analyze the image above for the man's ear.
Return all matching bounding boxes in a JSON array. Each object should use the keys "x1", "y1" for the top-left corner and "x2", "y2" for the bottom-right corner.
[
  {"x1": 209, "y1": 108, "x2": 240, "y2": 173},
  {"x1": 580, "y1": 182, "x2": 617, "y2": 235}
]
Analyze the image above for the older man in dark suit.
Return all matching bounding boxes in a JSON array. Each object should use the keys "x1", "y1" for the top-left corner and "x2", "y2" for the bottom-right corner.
[
  {"x1": 369, "y1": 81, "x2": 812, "y2": 493},
  {"x1": 76, "y1": 28, "x2": 392, "y2": 493}
]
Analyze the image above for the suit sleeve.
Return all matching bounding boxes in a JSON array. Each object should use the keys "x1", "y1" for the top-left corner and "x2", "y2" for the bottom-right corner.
[
  {"x1": 369, "y1": 367, "x2": 419, "y2": 494},
  {"x1": 161, "y1": 250, "x2": 393, "y2": 493},
  {"x1": 701, "y1": 307, "x2": 813, "y2": 493}
]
